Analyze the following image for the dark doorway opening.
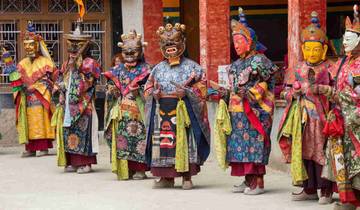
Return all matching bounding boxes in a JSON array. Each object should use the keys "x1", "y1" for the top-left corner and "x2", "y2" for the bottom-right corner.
[
  {"x1": 96, "y1": 0, "x2": 123, "y2": 131},
  {"x1": 230, "y1": 14, "x2": 288, "y2": 62},
  {"x1": 111, "y1": 0, "x2": 123, "y2": 55},
  {"x1": 180, "y1": 0, "x2": 200, "y2": 63}
]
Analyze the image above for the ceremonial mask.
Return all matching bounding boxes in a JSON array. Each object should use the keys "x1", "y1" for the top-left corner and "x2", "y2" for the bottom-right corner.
[
  {"x1": 64, "y1": 20, "x2": 92, "y2": 58},
  {"x1": 22, "y1": 21, "x2": 42, "y2": 59},
  {"x1": 233, "y1": 34, "x2": 251, "y2": 58},
  {"x1": 301, "y1": 11, "x2": 328, "y2": 64},
  {"x1": 343, "y1": 4, "x2": 360, "y2": 53},
  {"x1": 24, "y1": 40, "x2": 39, "y2": 58},
  {"x1": 231, "y1": 7, "x2": 267, "y2": 58},
  {"x1": 66, "y1": 40, "x2": 87, "y2": 57},
  {"x1": 302, "y1": 41, "x2": 327, "y2": 64},
  {"x1": 157, "y1": 23, "x2": 186, "y2": 66},
  {"x1": 343, "y1": 31, "x2": 360, "y2": 53},
  {"x1": 118, "y1": 30, "x2": 147, "y2": 67}
]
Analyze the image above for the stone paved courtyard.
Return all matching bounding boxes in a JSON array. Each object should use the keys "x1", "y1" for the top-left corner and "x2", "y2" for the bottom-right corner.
[{"x1": 0, "y1": 145, "x2": 338, "y2": 210}]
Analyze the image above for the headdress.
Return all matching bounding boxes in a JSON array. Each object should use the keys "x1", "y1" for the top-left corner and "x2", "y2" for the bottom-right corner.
[
  {"x1": 117, "y1": 30, "x2": 148, "y2": 49},
  {"x1": 64, "y1": 0, "x2": 91, "y2": 41},
  {"x1": 345, "y1": 4, "x2": 360, "y2": 34},
  {"x1": 156, "y1": 23, "x2": 186, "y2": 40},
  {"x1": 301, "y1": 11, "x2": 327, "y2": 44},
  {"x1": 156, "y1": 23, "x2": 186, "y2": 64},
  {"x1": 64, "y1": 19, "x2": 92, "y2": 41},
  {"x1": 22, "y1": 21, "x2": 42, "y2": 42},
  {"x1": 22, "y1": 21, "x2": 52, "y2": 60},
  {"x1": 230, "y1": 7, "x2": 267, "y2": 53}
]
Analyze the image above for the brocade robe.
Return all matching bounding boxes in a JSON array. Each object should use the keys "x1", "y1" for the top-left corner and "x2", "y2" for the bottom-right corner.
[
  {"x1": 226, "y1": 54, "x2": 278, "y2": 165},
  {"x1": 5, "y1": 55, "x2": 56, "y2": 144},
  {"x1": 104, "y1": 62, "x2": 150, "y2": 163},
  {"x1": 144, "y1": 57, "x2": 210, "y2": 171},
  {"x1": 278, "y1": 61, "x2": 332, "y2": 185},
  {"x1": 333, "y1": 56, "x2": 360, "y2": 190},
  {"x1": 55, "y1": 58, "x2": 101, "y2": 156}
]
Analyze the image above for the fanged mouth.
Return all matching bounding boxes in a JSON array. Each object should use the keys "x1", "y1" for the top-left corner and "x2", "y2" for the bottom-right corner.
[
  {"x1": 165, "y1": 46, "x2": 178, "y2": 54},
  {"x1": 125, "y1": 61, "x2": 137, "y2": 67},
  {"x1": 25, "y1": 52, "x2": 36, "y2": 57}
]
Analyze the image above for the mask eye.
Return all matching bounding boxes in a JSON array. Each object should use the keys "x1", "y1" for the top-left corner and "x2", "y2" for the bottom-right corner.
[
  {"x1": 80, "y1": 41, "x2": 86, "y2": 45},
  {"x1": 170, "y1": 116, "x2": 176, "y2": 125}
]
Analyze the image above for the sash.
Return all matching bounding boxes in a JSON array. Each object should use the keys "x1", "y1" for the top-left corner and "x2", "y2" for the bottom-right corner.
[{"x1": 243, "y1": 98, "x2": 270, "y2": 147}]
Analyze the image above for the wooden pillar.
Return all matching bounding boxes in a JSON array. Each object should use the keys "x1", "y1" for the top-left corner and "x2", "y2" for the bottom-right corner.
[
  {"x1": 199, "y1": 0, "x2": 230, "y2": 84},
  {"x1": 143, "y1": 0, "x2": 163, "y2": 65},
  {"x1": 287, "y1": 0, "x2": 326, "y2": 83}
]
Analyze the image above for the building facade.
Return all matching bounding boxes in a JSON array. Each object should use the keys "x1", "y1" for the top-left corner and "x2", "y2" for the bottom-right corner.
[
  {"x1": 0, "y1": 0, "x2": 356, "y2": 91},
  {"x1": 145, "y1": 0, "x2": 355, "y2": 84},
  {"x1": 0, "y1": 0, "x2": 357, "y2": 146},
  {"x1": 0, "y1": 0, "x2": 116, "y2": 93}
]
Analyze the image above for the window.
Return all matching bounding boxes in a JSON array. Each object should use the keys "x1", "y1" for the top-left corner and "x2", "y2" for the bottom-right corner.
[
  {"x1": 0, "y1": 21, "x2": 18, "y2": 86},
  {"x1": 71, "y1": 21, "x2": 104, "y2": 65},
  {"x1": 48, "y1": 0, "x2": 77, "y2": 13},
  {"x1": 86, "y1": 0, "x2": 104, "y2": 12},
  {"x1": 0, "y1": 0, "x2": 111, "y2": 90},
  {"x1": 48, "y1": 0, "x2": 104, "y2": 13},
  {"x1": 1, "y1": 0, "x2": 41, "y2": 13},
  {"x1": 33, "y1": 21, "x2": 62, "y2": 67}
]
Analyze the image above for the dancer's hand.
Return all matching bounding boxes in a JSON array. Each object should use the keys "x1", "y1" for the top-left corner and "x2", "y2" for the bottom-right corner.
[
  {"x1": 175, "y1": 86, "x2": 186, "y2": 98},
  {"x1": 309, "y1": 84, "x2": 319, "y2": 95},
  {"x1": 237, "y1": 86, "x2": 246, "y2": 98},
  {"x1": 318, "y1": 84, "x2": 331, "y2": 96},
  {"x1": 59, "y1": 93, "x2": 65, "y2": 105},
  {"x1": 153, "y1": 82, "x2": 162, "y2": 100},
  {"x1": 129, "y1": 84, "x2": 140, "y2": 97}
]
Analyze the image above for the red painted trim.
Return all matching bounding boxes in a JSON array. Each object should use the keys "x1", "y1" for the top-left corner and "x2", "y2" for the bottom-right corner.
[
  {"x1": 104, "y1": 70, "x2": 149, "y2": 96},
  {"x1": 243, "y1": 98, "x2": 270, "y2": 147},
  {"x1": 17, "y1": 64, "x2": 53, "y2": 87},
  {"x1": 15, "y1": 93, "x2": 21, "y2": 123},
  {"x1": 103, "y1": 71, "x2": 123, "y2": 92},
  {"x1": 349, "y1": 131, "x2": 360, "y2": 157},
  {"x1": 32, "y1": 90, "x2": 51, "y2": 116}
]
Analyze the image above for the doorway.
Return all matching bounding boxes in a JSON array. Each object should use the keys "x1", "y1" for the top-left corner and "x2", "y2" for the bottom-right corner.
[{"x1": 180, "y1": 0, "x2": 200, "y2": 63}]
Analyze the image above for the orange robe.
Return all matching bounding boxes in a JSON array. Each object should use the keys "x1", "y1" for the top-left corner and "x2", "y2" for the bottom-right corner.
[{"x1": 15, "y1": 56, "x2": 55, "y2": 143}]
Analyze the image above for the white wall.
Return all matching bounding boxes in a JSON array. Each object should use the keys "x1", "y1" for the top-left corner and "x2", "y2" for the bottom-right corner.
[{"x1": 121, "y1": 0, "x2": 144, "y2": 38}]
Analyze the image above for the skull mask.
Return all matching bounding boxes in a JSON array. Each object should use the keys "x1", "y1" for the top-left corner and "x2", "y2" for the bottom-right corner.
[
  {"x1": 157, "y1": 23, "x2": 186, "y2": 66},
  {"x1": 117, "y1": 30, "x2": 147, "y2": 67}
]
